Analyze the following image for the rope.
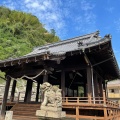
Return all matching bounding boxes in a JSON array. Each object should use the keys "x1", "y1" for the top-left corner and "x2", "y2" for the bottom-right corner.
[
  {"x1": 20, "y1": 69, "x2": 45, "y2": 80},
  {"x1": 7, "y1": 69, "x2": 45, "y2": 83}
]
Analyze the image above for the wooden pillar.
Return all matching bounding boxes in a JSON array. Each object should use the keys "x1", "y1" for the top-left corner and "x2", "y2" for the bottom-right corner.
[
  {"x1": 10, "y1": 80, "x2": 17, "y2": 102},
  {"x1": 77, "y1": 87, "x2": 78, "y2": 97},
  {"x1": 0, "y1": 76, "x2": 11, "y2": 119},
  {"x1": 66, "y1": 88, "x2": 68, "y2": 97},
  {"x1": 103, "y1": 90, "x2": 107, "y2": 119},
  {"x1": 103, "y1": 81, "x2": 107, "y2": 97},
  {"x1": 106, "y1": 81, "x2": 108, "y2": 98},
  {"x1": 98, "y1": 78, "x2": 103, "y2": 97},
  {"x1": 24, "y1": 80, "x2": 33, "y2": 102},
  {"x1": 87, "y1": 66, "x2": 92, "y2": 100},
  {"x1": 43, "y1": 74, "x2": 48, "y2": 83},
  {"x1": 36, "y1": 82, "x2": 40, "y2": 102},
  {"x1": 103, "y1": 81, "x2": 105, "y2": 90},
  {"x1": 94, "y1": 74, "x2": 99, "y2": 97},
  {"x1": 73, "y1": 89, "x2": 74, "y2": 97},
  {"x1": 61, "y1": 70, "x2": 65, "y2": 97},
  {"x1": 76, "y1": 107, "x2": 79, "y2": 120},
  {"x1": 84, "y1": 83, "x2": 87, "y2": 97},
  {"x1": 104, "y1": 108, "x2": 107, "y2": 119}
]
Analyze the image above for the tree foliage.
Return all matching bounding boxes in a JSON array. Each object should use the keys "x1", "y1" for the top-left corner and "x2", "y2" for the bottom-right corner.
[{"x1": 0, "y1": 6, "x2": 60, "y2": 60}]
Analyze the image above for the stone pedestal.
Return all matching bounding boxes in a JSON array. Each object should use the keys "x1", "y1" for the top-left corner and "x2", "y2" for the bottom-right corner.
[
  {"x1": 36, "y1": 110, "x2": 66, "y2": 118},
  {"x1": 40, "y1": 106, "x2": 62, "y2": 111},
  {"x1": 36, "y1": 106, "x2": 66, "y2": 119}
]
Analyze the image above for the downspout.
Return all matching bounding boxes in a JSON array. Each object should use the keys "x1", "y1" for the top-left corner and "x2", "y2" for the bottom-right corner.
[{"x1": 91, "y1": 66, "x2": 95, "y2": 104}]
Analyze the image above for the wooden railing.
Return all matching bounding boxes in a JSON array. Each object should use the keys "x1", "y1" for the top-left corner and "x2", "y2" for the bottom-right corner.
[
  {"x1": 62, "y1": 97, "x2": 104, "y2": 104},
  {"x1": 62, "y1": 97, "x2": 120, "y2": 120},
  {"x1": 6, "y1": 91, "x2": 119, "y2": 108},
  {"x1": 62, "y1": 97, "x2": 119, "y2": 108},
  {"x1": 106, "y1": 99, "x2": 119, "y2": 108},
  {"x1": 0, "y1": 91, "x2": 119, "y2": 109}
]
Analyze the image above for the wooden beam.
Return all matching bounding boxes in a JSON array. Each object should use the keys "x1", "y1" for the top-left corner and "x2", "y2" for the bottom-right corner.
[
  {"x1": 63, "y1": 65, "x2": 87, "y2": 72},
  {"x1": 8, "y1": 64, "x2": 87, "y2": 77},
  {"x1": 0, "y1": 76, "x2": 11, "y2": 119},
  {"x1": 0, "y1": 54, "x2": 46, "y2": 68}
]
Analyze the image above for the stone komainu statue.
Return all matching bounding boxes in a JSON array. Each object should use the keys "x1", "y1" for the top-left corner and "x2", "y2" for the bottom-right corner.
[{"x1": 40, "y1": 82, "x2": 62, "y2": 108}]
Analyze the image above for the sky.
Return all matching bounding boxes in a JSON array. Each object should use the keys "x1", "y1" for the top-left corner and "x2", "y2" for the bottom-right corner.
[{"x1": 0, "y1": 0, "x2": 120, "y2": 67}]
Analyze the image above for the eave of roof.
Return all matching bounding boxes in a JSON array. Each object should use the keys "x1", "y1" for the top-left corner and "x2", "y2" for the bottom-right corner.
[{"x1": 0, "y1": 31, "x2": 99, "y2": 66}]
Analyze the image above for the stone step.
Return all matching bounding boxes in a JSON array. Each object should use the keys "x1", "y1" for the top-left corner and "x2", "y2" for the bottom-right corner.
[{"x1": 13, "y1": 115, "x2": 39, "y2": 120}]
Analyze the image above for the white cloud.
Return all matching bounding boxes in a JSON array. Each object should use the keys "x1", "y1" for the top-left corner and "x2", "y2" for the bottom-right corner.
[
  {"x1": 43, "y1": 1, "x2": 52, "y2": 8},
  {"x1": 75, "y1": 0, "x2": 96, "y2": 33},
  {"x1": 84, "y1": 12, "x2": 96, "y2": 24},
  {"x1": 3, "y1": 0, "x2": 15, "y2": 10},
  {"x1": 80, "y1": 0, "x2": 95, "y2": 11},
  {"x1": 114, "y1": 18, "x2": 120, "y2": 32},
  {"x1": 106, "y1": 7, "x2": 114, "y2": 13},
  {"x1": 24, "y1": 0, "x2": 31, "y2": 4},
  {"x1": 1, "y1": 0, "x2": 96, "y2": 39},
  {"x1": 30, "y1": 2, "x2": 40, "y2": 8}
]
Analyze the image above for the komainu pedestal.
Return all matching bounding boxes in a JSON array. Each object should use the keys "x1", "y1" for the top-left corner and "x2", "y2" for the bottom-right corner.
[
  {"x1": 36, "y1": 107, "x2": 66, "y2": 118},
  {"x1": 36, "y1": 82, "x2": 66, "y2": 118}
]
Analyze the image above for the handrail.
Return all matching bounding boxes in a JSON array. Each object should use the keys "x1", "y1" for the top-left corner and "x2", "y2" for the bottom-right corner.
[
  {"x1": 1, "y1": 92, "x2": 119, "y2": 108},
  {"x1": 106, "y1": 100, "x2": 119, "y2": 107},
  {"x1": 62, "y1": 97, "x2": 120, "y2": 108}
]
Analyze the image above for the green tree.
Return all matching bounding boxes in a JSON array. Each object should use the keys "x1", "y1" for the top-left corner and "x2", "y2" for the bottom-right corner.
[{"x1": 0, "y1": 6, "x2": 60, "y2": 60}]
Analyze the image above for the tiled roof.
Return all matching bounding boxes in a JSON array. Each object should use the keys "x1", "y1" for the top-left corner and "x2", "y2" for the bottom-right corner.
[
  {"x1": 0, "y1": 31, "x2": 104, "y2": 64},
  {"x1": 26, "y1": 31, "x2": 101, "y2": 56},
  {"x1": 107, "y1": 80, "x2": 120, "y2": 85}
]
